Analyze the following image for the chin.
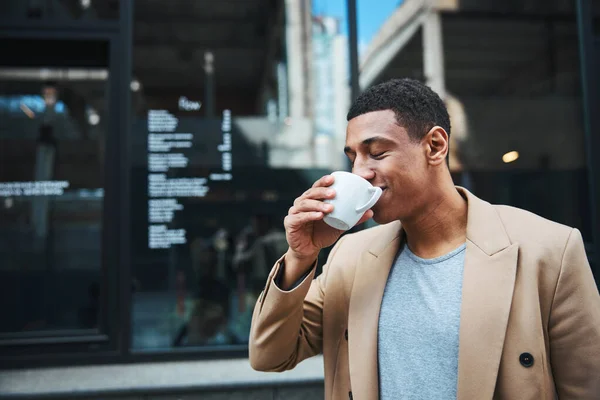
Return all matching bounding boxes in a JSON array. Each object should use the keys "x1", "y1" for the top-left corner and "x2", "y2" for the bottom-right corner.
[
  {"x1": 371, "y1": 212, "x2": 394, "y2": 226},
  {"x1": 371, "y1": 201, "x2": 402, "y2": 225}
]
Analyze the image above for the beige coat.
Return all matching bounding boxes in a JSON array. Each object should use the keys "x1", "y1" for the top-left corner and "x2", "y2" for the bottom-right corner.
[{"x1": 249, "y1": 188, "x2": 600, "y2": 399}]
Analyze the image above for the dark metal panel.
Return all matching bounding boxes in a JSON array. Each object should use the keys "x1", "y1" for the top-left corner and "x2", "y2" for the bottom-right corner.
[
  {"x1": 0, "y1": 334, "x2": 108, "y2": 346},
  {"x1": 347, "y1": 0, "x2": 360, "y2": 103},
  {"x1": 0, "y1": 19, "x2": 120, "y2": 32},
  {"x1": 117, "y1": 0, "x2": 133, "y2": 358},
  {"x1": 443, "y1": 11, "x2": 580, "y2": 22},
  {"x1": 0, "y1": 28, "x2": 116, "y2": 40},
  {"x1": 577, "y1": 0, "x2": 600, "y2": 282}
]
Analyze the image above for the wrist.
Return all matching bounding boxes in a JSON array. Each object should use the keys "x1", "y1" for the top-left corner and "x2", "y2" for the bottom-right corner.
[
  {"x1": 286, "y1": 249, "x2": 319, "y2": 264},
  {"x1": 280, "y1": 251, "x2": 318, "y2": 290}
]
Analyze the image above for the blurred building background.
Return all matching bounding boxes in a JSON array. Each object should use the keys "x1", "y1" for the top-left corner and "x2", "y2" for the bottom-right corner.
[{"x1": 0, "y1": 0, "x2": 598, "y2": 398}]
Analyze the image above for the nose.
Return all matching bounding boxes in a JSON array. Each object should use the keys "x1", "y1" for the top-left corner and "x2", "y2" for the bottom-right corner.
[{"x1": 352, "y1": 163, "x2": 375, "y2": 181}]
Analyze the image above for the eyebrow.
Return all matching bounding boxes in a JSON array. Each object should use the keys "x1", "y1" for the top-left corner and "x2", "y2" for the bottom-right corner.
[{"x1": 344, "y1": 136, "x2": 394, "y2": 154}]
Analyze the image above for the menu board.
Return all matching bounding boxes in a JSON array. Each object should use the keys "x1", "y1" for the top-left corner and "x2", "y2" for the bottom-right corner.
[
  {"x1": 0, "y1": 180, "x2": 70, "y2": 196},
  {"x1": 147, "y1": 109, "x2": 232, "y2": 249}
]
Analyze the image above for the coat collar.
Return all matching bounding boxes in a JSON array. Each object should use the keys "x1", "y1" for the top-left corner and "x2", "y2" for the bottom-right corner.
[
  {"x1": 364, "y1": 187, "x2": 513, "y2": 257},
  {"x1": 458, "y1": 187, "x2": 513, "y2": 256},
  {"x1": 348, "y1": 187, "x2": 519, "y2": 400}
]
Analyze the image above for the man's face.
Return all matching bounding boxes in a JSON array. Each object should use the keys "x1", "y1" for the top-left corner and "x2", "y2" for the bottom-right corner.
[{"x1": 344, "y1": 110, "x2": 430, "y2": 224}]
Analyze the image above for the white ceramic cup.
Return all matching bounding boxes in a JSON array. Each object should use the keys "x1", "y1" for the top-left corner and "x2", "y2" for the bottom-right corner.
[{"x1": 323, "y1": 171, "x2": 382, "y2": 231}]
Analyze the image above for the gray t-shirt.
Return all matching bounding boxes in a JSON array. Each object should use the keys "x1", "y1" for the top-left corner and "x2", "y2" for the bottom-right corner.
[{"x1": 378, "y1": 242, "x2": 466, "y2": 400}]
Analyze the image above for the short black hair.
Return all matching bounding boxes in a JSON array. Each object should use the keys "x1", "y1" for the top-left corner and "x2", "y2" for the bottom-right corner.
[{"x1": 347, "y1": 78, "x2": 451, "y2": 142}]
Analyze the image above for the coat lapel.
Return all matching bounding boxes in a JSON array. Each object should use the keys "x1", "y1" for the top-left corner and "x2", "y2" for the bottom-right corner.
[
  {"x1": 346, "y1": 189, "x2": 519, "y2": 400},
  {"x1": 456, "y1": 188, "x2": 519, "y2": 400},
  {"x1": 348, "y1": 221, "x2": 402, "y2": 400}
]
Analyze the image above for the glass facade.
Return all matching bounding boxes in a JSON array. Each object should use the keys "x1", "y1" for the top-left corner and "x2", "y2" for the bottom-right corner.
[
  {"x1": 0, "y1": 0, "x2": 598, "y2": 366},
  {"x1": 129, "y1": 0, "x2": 352, "y2": 351},
  {"x1": 0, "y1": 38, "x2": 109, "y2": 338}
]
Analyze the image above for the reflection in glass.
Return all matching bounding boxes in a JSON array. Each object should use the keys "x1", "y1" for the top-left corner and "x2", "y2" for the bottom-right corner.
[
  {"x1": 130, "y1": 0, "x2": 350, "y2": 350},
  {"x1": 0, "y1": 0, "x2": 119, "y2": 22},
  {"x1": 0, "y1": 69, "x2": 106, "y2": 333}
]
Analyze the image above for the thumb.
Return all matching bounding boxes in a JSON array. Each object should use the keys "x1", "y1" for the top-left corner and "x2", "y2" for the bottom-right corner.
[{"x1": 356, "y1": 209, "x2": 374, "y2": 226}]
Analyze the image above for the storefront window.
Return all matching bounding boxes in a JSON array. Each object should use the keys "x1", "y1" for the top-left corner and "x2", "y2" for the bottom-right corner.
[
  {"x1": 358, "y1": 0, "x2": 593, "y2": 244},
  {"x1": 130, "y1": 0, "x2": 351, "y2": 350},
  {"x1": 0, "y1": 39, "x2": 108, "y2": 335},
  {"x1": 0, "y1": 0, "x2": 597, "y2": 370}
]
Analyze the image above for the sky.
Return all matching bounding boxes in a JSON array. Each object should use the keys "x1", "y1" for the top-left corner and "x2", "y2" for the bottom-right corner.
[{"x1": 312, "y1": 0, "x2": 402, "y2": 55}]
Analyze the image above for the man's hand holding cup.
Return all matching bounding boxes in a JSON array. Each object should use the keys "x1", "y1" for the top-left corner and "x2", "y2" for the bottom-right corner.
[{"x1": 281, "y1": 172, "x2": 382, "y2": 289}]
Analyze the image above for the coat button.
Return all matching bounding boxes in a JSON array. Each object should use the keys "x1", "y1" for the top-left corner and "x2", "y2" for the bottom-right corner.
[
  {"x1": 345, "y1": 329, "x2": 348, "y2": 340},
  {"x1": 348, "y1": 391, "x2": 353, "y2": 400},
  {"x1": 519, "y1": 352, "x2": 534, "y2": 367}
]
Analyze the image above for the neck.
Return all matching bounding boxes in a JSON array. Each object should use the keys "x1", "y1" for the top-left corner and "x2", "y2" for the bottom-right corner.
[{"x1": 401, "y1": 181, "x2": 468, "y2": 259}]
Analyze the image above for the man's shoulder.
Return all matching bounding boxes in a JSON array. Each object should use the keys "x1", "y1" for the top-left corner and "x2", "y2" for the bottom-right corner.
[{"x1": 492, "y1": 203, "x2": 574, "y2": 250}]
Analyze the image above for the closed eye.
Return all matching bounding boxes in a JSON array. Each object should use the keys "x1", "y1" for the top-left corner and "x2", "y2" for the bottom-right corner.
[{"x1": 370, "y1": 152, "x2": 386, "y2": 159}]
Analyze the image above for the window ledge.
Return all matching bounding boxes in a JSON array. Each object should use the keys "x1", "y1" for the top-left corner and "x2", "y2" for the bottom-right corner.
[{"x1": 0, "y1": 356, "x2": 324, "y2": 398}]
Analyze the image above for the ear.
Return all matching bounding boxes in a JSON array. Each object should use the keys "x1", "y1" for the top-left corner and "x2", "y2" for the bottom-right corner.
[{"x1": 423, "y1": 126, "x2": 449, "y2": 166}]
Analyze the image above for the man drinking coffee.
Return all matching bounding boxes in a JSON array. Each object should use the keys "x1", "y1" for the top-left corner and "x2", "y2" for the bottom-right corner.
[{"x1": 248, "y1": 78, "x2": 600, "y2": 400}]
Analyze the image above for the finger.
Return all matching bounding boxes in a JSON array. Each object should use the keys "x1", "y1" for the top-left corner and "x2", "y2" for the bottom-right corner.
[
  {"x1": 356, "y1": 209, "x2": 374, "y2": 226},
  {"x1": 311, "y1": 174, "x2": 334, "y2": 188},
  {"x1": 295, "y1": 187, "x2": 336, "y2": 206},
  {"x1": 291, "y1": 199, "x2": 333, "y2": 214},
  {"x1": 284, "y1": 211, "x2": 324, "y2": 228}
]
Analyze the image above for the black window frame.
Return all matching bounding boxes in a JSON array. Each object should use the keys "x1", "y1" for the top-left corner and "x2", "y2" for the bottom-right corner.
[{"x1": 0, "y1": 0, "x2": 132, "y2": 368}]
